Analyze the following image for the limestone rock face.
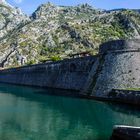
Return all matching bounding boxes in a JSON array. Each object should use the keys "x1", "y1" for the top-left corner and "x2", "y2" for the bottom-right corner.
[
  {"x1": 0, "y1": 1, "x2": 140, "y2": 67},
  {"x1": 0, "y1": 1, "x2": 28, "y2": 38}
]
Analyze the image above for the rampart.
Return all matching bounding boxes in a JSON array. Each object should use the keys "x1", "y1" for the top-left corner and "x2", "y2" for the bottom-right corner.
[
  {"x1": 83, "y1": 39, "x2": 140, "y2": 97},
  {"x1": 0, "y1": 56, "x2": 96, "y2": 91}
]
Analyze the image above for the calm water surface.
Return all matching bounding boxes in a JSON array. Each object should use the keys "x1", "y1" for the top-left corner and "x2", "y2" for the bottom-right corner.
[{"x1": 0, "y1": 84, "x2": 139, "y2": 140}]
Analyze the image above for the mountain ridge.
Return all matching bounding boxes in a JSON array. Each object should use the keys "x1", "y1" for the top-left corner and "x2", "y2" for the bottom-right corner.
[{"x1": 0, "y1": 1, "x2": 140, "y2": 67}]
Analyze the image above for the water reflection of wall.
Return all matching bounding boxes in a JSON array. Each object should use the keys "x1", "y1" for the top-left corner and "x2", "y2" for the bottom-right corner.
[{"x1": 0, "y1": 84, "x2": 140, "y2": 140}]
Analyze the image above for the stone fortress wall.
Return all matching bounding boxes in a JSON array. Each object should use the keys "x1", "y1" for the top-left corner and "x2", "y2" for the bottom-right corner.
[
  {"x1": 0, "y1": 39, "x2": 140, "y2": 98},
  {"x1": 0, "y1": 56, "x2": 96, "y2": 91}
]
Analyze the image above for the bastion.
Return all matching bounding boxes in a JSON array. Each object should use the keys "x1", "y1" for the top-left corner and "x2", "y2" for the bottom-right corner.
[{"x1": 84, "y1": 39, "x2": 140, "y2": 97}]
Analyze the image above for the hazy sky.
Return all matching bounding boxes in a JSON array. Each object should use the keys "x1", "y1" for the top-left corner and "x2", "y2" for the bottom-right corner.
[{"x1": 7, "y1": 0, "x2": 140, "y2": 15}]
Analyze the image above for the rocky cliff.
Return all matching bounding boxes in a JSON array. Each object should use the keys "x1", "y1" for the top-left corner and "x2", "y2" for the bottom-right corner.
[{"x1": 0, "y1": 1, "x2": 140, "y2": 67}]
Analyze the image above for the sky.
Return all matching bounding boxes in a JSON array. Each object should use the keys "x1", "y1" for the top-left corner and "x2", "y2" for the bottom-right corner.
[{"x1": 6, "y1": 0, "x2": 140, "y2": 15}]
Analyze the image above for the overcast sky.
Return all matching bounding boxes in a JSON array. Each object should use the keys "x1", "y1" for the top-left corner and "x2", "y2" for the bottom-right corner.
[{"x1": 7, "y1": 0, "x2": 140, "y2": 15}]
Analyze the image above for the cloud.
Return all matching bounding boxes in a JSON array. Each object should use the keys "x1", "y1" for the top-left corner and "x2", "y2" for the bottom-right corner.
[{"x1": 13, "y1": 0, "x2": 23, "y2": 4}]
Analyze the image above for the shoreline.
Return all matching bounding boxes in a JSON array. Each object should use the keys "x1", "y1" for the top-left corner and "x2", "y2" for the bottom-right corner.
[{"x1": 1, "y1": 82, "x2": 140, "y2": 107}]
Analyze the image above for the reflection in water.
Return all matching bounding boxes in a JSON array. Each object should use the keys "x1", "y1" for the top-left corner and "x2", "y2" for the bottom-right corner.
[
  {"x1": 0, "y1": 84, "x2": 139, "y2": 140},
  {"x1": 107, "y1": 102, "x2": 140, "y2": 118}
]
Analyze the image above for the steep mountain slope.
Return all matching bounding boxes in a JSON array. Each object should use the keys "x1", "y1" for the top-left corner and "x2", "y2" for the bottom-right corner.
[
  {"x1": 0, "y1": 0, "x2": 29, "y2": 67},
  {"x1": 0, "y1": 0, "x2": 28, "y2": 38},
  {"x1": 0, "y1": 2, "x2": 140, "y2": 67}
]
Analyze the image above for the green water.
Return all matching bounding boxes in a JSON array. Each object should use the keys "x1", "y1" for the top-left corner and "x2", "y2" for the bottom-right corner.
[{"x1": 0, "y1": 84, "x2": 139, "y2": 140}]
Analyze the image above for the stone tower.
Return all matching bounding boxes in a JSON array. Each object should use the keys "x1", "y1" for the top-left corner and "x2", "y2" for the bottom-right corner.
[{"x1": 84, "y1": 39, "x2": 140, "y2": 97}]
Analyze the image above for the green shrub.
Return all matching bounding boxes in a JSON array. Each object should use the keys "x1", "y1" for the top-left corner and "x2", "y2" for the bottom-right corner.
[
  {"x1": 39, "y1": 56, "x2": 49, "y2": 63},
  {"x1": 26, "y1": 60, "x2": 36, "y2": 65},
  {"x1": 50, "y1": 55, "x2": 62, "y2": 61}
]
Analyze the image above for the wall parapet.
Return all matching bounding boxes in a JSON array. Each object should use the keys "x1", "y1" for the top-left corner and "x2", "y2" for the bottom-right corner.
[{"x1": 99, "y1": 39, "x2": 140, "y2": 54}]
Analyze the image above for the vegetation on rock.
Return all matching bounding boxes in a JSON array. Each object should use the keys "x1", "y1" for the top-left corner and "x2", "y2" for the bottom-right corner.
[{"x1": 0, "y1": 1, "x2": 140, "y2": 67}]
